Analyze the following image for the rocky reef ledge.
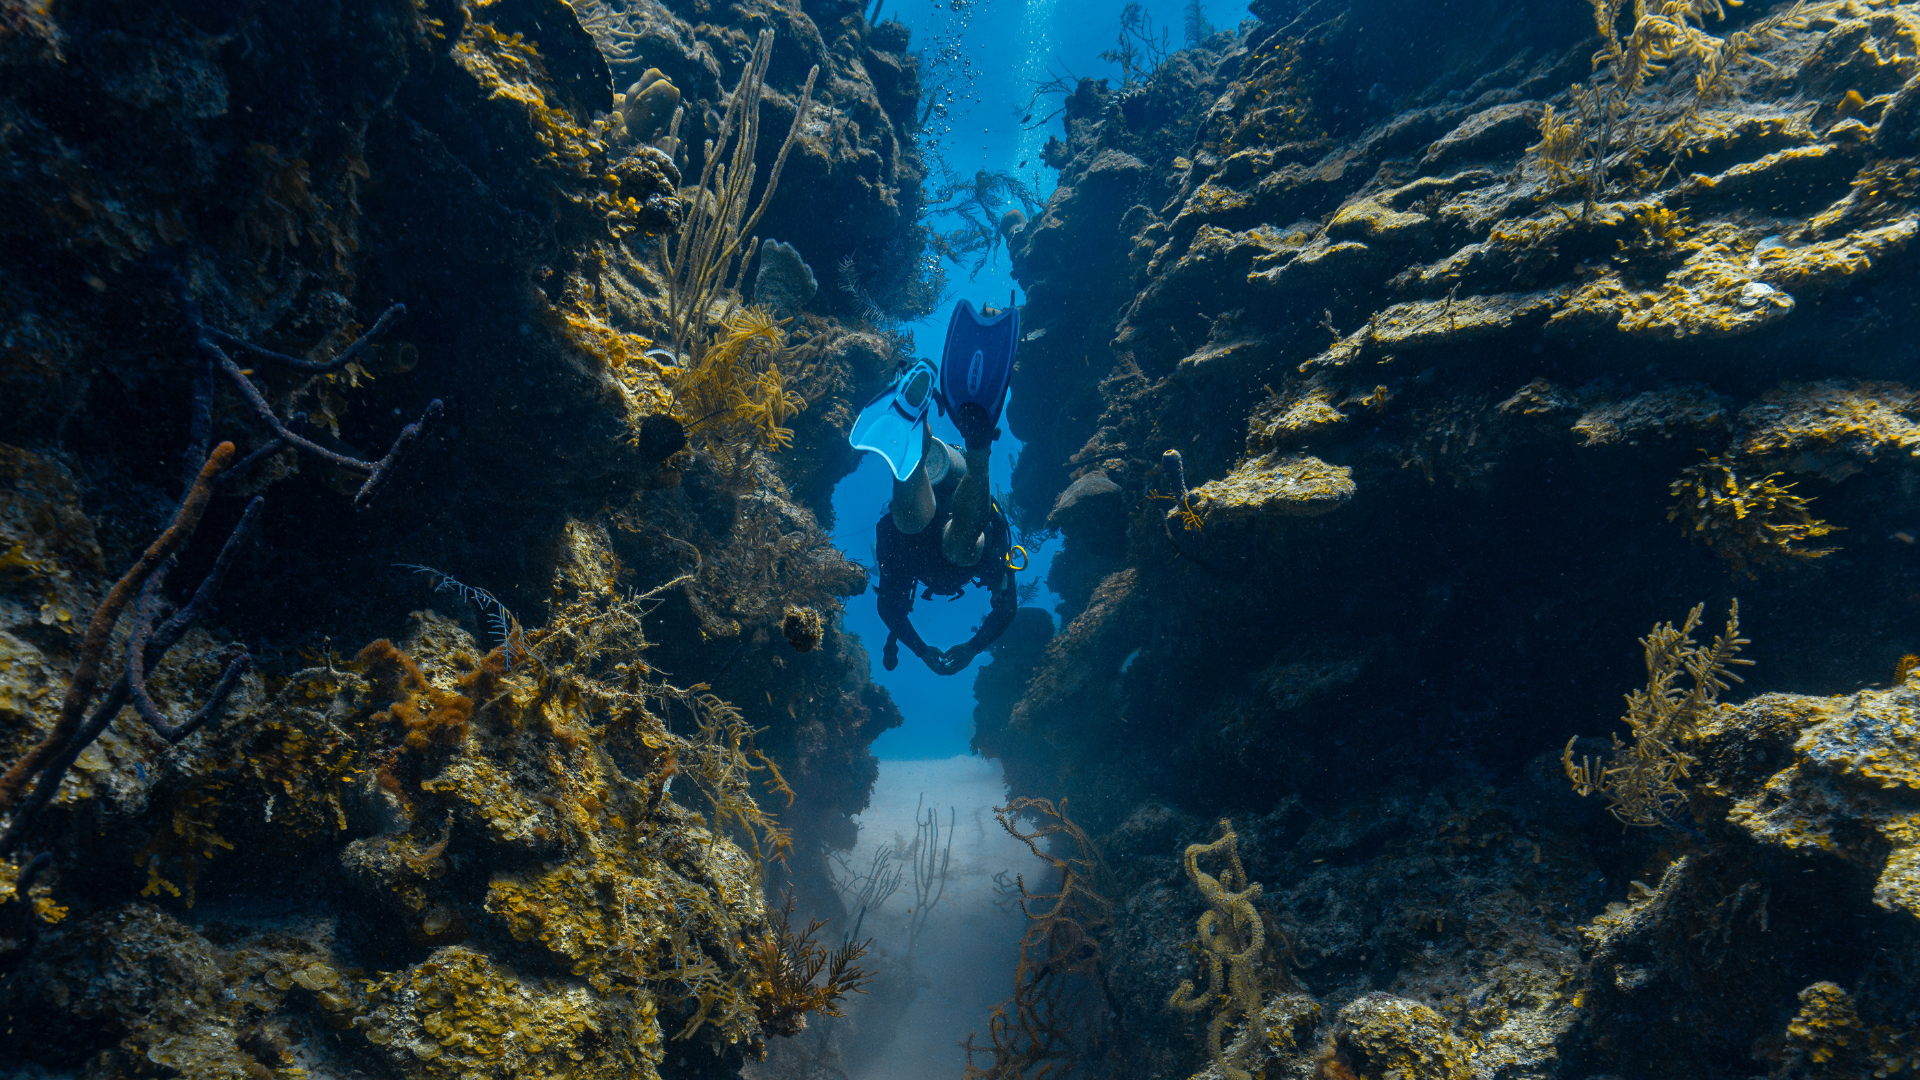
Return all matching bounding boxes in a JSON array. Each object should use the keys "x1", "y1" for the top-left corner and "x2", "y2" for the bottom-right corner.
[
  {"x1": 0, "y1": 0, "x2": 922, "y2": 1075},
  {"x1": 973, "y1": 0, "x2": 1920, "y2": 1076}
]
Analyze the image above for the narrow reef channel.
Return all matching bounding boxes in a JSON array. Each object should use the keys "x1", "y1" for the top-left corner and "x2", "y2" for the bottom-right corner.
[{"x1": 5, "y1": 0, "x2": 1920, "y2": 1077}]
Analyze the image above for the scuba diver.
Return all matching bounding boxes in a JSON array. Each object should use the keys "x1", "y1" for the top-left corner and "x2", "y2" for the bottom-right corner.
[{"x1": 848, "y1": 300, "x2": 1021, "y2": 675}]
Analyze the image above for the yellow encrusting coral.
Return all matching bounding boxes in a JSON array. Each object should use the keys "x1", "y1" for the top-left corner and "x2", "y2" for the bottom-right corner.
[
  {"x1": 1184, "y1": 452, "x2": 1356, "y2": 528},
  {"x1": 1733, "y1": 379, "x2": 1920, "y2": 465},
  {"x1": 0, "y1": 857, "x2": 66, "y2": 924},
  {"x1": 1316, "y1": 994, "x2": 1477, "y2": 1080},
  {"x1": 453, "y1": 6, "x2": 668, "y2": 240},
  {"x1": 1771, "y1": 979, "x2": 1919, "y2": 1077},
  {"x1": 1702, "y1": 666, "x2": 1920, "y2": 919},
  {"x1": 360, "y1": 944, "x2": 666, "y2": 1079}
]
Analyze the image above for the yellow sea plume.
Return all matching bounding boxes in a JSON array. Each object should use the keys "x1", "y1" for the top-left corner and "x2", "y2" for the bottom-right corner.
[
  {"x1": 665, "y1": 306, "x2": 808, "y2": 452},
  {"x1": 1565, "y1": 600, "x2": 1752, "y2": 827}
]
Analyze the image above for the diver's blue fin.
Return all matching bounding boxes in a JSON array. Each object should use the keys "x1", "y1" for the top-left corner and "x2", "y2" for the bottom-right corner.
[
  {"x1": 849, "y1": 358, "x2": 938, "y2": 482},
  {"x1": 939, "y1": 299, "x2": 1019, "y2": 435}
]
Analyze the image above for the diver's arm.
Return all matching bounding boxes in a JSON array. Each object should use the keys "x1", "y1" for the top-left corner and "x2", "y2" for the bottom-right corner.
[
  {"x1": 966, "y1": 565, "x2": 1018, "y2": 652},
  {"x1": 934, "y1": 566, "x2": 1016, "y2": 674},
  {"x1": 876, "y1": 574, "x2": 932, "y2": 656},
  {"x1": 874, "y1": 530, "x2": 937, "y2": 667}
]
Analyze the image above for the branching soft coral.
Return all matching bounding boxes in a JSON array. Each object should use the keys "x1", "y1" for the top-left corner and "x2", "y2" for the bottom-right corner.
[
  {"x1": 657, "y1": 29, "x2": 817, "y2": 367},
  {"x1": 965, "y1": 797, "x2": 1117, "y2": 1080},
  {"x1": 747, "y1": 891, "x2": 872, "y2": 1037},
  {"x1": 1564, "y1": 600, "x2": 1752, "y2": 827},
  {"x1": 1534, "y1": 0, "x2": 1808, "y2": 206},
  {"x1": 651, "y1": 684, "x2": 795, "y2": 869},
  {"x1": 664, "y1": 306, "x2": 809, "y2": 453}
]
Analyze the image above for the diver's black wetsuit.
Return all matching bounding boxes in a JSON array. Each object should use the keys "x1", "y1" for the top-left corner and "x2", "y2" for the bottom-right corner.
[{"x1": 874, "y1": 484, "x2": 1017, "y2": 674}]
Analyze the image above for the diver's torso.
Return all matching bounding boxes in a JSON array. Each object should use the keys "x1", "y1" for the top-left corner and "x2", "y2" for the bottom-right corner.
[{"x1": 877, "y1": 488, "x2": 1009, "y2": 597}]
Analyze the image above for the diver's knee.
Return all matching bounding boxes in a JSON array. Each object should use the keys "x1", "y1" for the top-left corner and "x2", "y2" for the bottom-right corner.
[{"x1": 941, "y1": 520, "x2": 986, "y2": 566}]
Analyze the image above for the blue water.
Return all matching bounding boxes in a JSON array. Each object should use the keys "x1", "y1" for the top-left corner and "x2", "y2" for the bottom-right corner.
[{"x1": 831, "y1": 0, "x2": 1249, "y2": 759}]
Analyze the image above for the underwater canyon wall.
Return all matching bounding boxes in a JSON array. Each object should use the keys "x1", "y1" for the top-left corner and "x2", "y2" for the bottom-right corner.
[
  {"x1": 0, "y1": 0, "x2": 925, "y2": 1075},
  {"x1": 976, "y1": 0, "x2": 1920, "y2": 1076}
]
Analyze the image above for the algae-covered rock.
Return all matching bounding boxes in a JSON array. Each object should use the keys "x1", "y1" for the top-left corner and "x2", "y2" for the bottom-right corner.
[
  {"x1": 1568, "y1": 384, "x2": 1730, "y2": 446},
  {"x1": 3, "y1": 904, "x2": 348, "y2": 1079},
  {"x1": 1419, "y1": 100, "x2": 1546, "y2": 168},
  {"x1": 1326, "y1": 196, "x2": 1432, "y2": 247},
  {"x1": 1701, "y1": 675, "x2": 1920, "y2": 918},
  {"x1": 1184, "y1": 452, "x2": 1355, "y2": 528},
  {"x1": 361, "y1": 945, "x2": 665, "y2": 1080},
  {"x1": 1048, "y1": 469, "x2": 1125, "y2": 537},
  {"x1": 1318, "y1": 995, "x2": 1475, "y2": 1080},
  {"x1": 0, "y1": 0, "x2": 907, "y2": 1075},
  {"x1": 1733, "y1": 379, "x2": 1920, "y2": 472},
  {"x1": 986, "y1": 1, "x2": 1920, "y2": 1078},
  {"x1": 0, "y1": 444, "x2": 102, "y2": 647},
  {"x1": 781, "y1": 604, "x2": 824, "y2": 652}
]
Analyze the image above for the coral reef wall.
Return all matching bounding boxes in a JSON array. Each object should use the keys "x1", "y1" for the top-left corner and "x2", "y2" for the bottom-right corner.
[
  {"x1": 981, "y1": 0, "x2": 1920, "y2": 1076},
  {"x1": 0, "y1": 0, "x2": 919, "y2": 1074}
]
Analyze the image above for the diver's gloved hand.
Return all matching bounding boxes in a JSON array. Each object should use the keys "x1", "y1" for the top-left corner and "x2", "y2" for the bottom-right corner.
[
  {"x1": 932, "y1": 644, "x2": 979, "y2": 675},
  {"x1": 882, "y1": 636, "x2": 900, "y2": 671},
  {"x1": 911, "y1": 643, "x2": 950, "y2": 674}
]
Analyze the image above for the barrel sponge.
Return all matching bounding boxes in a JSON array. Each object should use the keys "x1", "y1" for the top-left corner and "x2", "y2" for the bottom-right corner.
[
  {"x1": 753, "y1": 239, "x2": 818, "y2": 319},
  {"x1": 620, "y1": 68, "x2": 680, "y2": 143}
]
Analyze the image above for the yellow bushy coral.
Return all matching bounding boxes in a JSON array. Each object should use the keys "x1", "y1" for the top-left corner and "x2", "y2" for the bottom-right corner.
[
  {"x1": 1668, "y1": 456, "x2": 1840, "y2": 572},
  {"x1": 1564, "y1": 600, "x2": 1751, "y2": 827},
  {"x1": 1531, "y1": 103, "x2": 1583, "y2": 186},
  {"x1": 665, "y1": 306, "x2": 809, "y2": 453}
]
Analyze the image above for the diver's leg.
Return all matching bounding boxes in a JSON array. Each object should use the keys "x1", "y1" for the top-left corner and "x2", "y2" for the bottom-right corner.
[
  {"x1": 890, "y1": 422, "x2": 937, "y2": 535},
  {"x1": 941, "y1": 435, "x2": 992, "y2": 567}
]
